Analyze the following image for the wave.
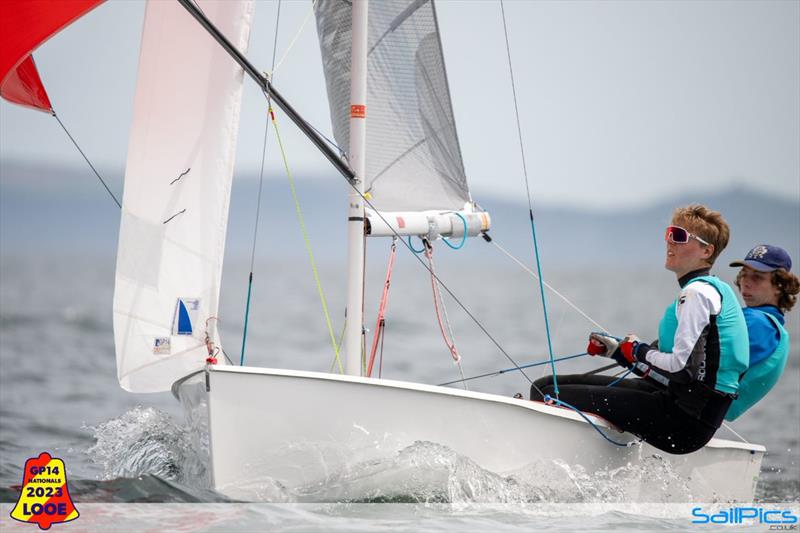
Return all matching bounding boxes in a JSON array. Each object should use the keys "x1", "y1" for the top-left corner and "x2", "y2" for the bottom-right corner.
[
  {"x1": 74, "y1": 407, "x2": 797, "y2": 503},
  {"x1": 86, "y1": 407, "x2": 208, "y2": 487}
]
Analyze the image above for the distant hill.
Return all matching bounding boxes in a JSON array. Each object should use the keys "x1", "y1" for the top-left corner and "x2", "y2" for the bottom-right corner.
[
  {"x1": 1, "y1": 160, "x2": 797, "y2": 270},
  {"x1": 478, "y1": 185, "x2": 800, "y2": 269}
]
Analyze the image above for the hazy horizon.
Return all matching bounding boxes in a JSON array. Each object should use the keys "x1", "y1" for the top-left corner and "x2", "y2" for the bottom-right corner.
[
  {"x1": 1, "y1": 156, "x2": 796, "y2": 212},
  {"x1": 2, "y1": 159, "x2": 797, "y2": 274}
]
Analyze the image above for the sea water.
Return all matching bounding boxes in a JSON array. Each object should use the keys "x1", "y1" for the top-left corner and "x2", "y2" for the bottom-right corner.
[{"x1": 0, "y1": 253, "x2": 798, "y2": 530}]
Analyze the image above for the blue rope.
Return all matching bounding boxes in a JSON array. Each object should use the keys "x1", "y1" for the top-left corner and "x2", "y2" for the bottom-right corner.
[
  {"x1": 240, "y1": 275, "x2": 254, "y2": 365},
  {"x1": 499, "y1": 351, "x2": 588, "y2": 374},
  {"x1": 591, "y1": 331, "x2": 622, "y2": 342},
  {"x1": 307, "y1": 120, "x2": 347, "y2": 158},
  {"x1": 437, "y1": 352, "x2": 589, "y2": 387},
  {"x1": 441, "y1": 212, "x2": 468, "y2": 250},
  {"x1": 241, "y1": 0, "x2": 282, "y2": 366},
  {"x1": 606, "y1": 367, "x2": 634, "y2": 388},
  {"x1": 530, "y1": 221, "x2": 558, "y2": 397},
  {"x1": 499, "y1": 1, "x2": 559, "y2": 398},
  {"x1": 544, "y1": 395, "x2": 634, "y2": 447},
  {"x1": 408, "y1": 236, "x2": 426, "y2": 254},
  {"x1": 240, "y1": 274, "x2": 254, "y2": 365}
]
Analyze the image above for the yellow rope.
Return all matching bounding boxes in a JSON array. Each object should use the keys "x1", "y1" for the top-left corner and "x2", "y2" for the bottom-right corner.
[
  {"x1": 269, "y1": 0, "x2": 319, "y2": 76},
  {"x1": 329, "y1": 319, "x2": 346, "y2": 373},
  {"x1": 269, "y1": 107, "x2": 344, "y2": 374}
]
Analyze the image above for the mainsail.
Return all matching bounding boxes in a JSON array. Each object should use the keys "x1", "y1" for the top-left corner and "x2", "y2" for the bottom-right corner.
[
  {"x1": 314, "y1": 0, "x2": 472, "y2": 214},
  {"x1": 113, "y1": 0, "x2": 254, "y2": 393}
]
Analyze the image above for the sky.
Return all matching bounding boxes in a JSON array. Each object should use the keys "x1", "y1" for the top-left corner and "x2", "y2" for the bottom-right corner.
[{"x1": 0, "y1": 0, "x2": 798, "y2": 208}]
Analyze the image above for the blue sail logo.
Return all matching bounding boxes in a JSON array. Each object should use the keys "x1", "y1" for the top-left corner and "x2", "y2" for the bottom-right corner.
[{"x1": 172, "y1": 298, "x2": 200, "y2": 336}]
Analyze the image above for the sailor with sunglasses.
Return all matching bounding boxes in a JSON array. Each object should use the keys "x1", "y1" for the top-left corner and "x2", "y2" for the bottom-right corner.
[{"x1": 533, "y1": 205, "x2": 749, "y2": 455}]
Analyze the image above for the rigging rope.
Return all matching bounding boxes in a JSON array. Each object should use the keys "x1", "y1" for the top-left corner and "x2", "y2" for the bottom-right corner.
[
  {"x1": 407, "y1": 236, "x2": 426, "y2": 254},
  {"x1": 720, "y1": 422, "x2": 751, "y2": 444},
  {"x1": 424, "y1": 240, "x2": 468, "y2": 389},
  {"x1": 269, "y1": 0, "x2": 319, "y2": 75},
  {"x1": 490, "y1": 239, "x2": 608, "y2": 332},
  {"x1": 52, "y1": 112, "x2": 120, "y2": 208},
  {"x1": 544, "y1": 395, "x2": 638, "y2": 448},
  {"x1": 606, "y1": 367, "x2": 635, "y2": 387},
  {"x1": 441, "y1": 212, "x2": 467, "y2": 250},
  {"x1": 306, "y1": 116, "x2": 347, "y2": 158},
  {"x1": 267, "y1": 0, "x2": 347, "y2": 158},
  {"x1": 438, "y1": 351, "x2": 589, "y2": 387},
  {"x1": 378, "y1": 317, "x2": 387, "y2": 377},
  {"x1": 241, "y1": 0, "x2": 284, "y2": 367},
  {"x1": 329, "y1": 319, "x2": 347, "y2": 373},
  {"x1": 500, "y1": 0, "x2": 559, "y2": 398},
  {"x1": 335, "y1": 183, "x2": 540, "y2": 394},
  {"x1": 270, "y1": 106, "x2": 344, "y2": 373},
  {"x1": 366, "y1": 239, "x2": 397, "y2": 377}
]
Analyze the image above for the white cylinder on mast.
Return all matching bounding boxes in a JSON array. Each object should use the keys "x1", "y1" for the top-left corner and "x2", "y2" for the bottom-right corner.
[{"x1": 343, "y1": 0, "x2": 368, "y2": 376}]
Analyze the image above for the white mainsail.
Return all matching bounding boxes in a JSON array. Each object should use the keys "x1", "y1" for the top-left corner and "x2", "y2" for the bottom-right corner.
[
  {"x1": 113, "y1": 0, "x2": 254, "y2": 393},
  {"x1": 314, "y1": 0, "x2": 474, "y2": 215}
]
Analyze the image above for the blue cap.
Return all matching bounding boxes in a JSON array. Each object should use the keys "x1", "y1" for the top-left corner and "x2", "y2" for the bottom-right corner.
[{"x1": 730, "y1": 245, "x2": 792, "y2": 272}]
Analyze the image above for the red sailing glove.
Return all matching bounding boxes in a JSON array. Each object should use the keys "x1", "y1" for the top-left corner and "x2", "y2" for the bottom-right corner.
[
  {"x1": 588, "y1": 333, "x2": 650, "y2": 369},
  {"x1": 615, "y1": 334, "x2": 652, "y2": 367},
  {"x1": 587, "y1": 338, "x2": 606, "y2": 355},
  {"x1": 617, "y1": 336, "x2": 639, "y2": 364},
  {"x1": 587, "y1": 332, "x2": 620, "y2": 356}
]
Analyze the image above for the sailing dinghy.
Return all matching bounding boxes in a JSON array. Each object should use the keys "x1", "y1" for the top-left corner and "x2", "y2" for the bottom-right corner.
[{"x1": 1, "y1": 0, "x2": 764, "y2": 502}]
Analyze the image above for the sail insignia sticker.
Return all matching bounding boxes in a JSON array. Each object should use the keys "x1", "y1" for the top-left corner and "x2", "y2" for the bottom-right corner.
[
  {"x1": 172, "y1": 298, "x2": 200, "y2": 336},
  {"x1": 10, "y1": 452, "x2": 79, "y2": 530},
  {"x1": 153, "y1": 337, "x2": 171, "y2": 355}
]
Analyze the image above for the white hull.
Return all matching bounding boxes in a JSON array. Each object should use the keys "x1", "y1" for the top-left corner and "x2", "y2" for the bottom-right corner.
[{"x1": 174, "y1": 365, "x2": 764, "y2": 502}]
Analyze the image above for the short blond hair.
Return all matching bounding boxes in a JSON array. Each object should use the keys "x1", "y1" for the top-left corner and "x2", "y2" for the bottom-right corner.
[{"x1": 671, "y1": 204, "x2": 730, "y2": 265}]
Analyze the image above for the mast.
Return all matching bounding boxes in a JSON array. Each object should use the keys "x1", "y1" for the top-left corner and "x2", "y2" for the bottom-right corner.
[{"x1": 343, "y1": 0, "x2": 368, "y2": 376}]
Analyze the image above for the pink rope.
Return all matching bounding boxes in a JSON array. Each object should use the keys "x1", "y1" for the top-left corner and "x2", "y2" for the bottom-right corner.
[
  {"x1": 424, "y1": 243, "x2": 460, "y2": 362},
  {"x1": 367, "y1": 241, "x2": 397, "y2": 377}
]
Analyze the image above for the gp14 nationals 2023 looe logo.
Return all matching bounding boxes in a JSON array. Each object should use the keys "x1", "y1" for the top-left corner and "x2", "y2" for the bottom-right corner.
[{"x1": 10, "y1": 452, "x2": 79, "y2": 530}]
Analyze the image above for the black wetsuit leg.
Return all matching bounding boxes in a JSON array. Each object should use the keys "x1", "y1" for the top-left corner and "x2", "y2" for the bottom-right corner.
[
  {"x1": 531, "y1": 373, "x2": 661, "y2": 400},
  {"x1": 531, "y1": 376, "x2": 727, "y2": 454}
]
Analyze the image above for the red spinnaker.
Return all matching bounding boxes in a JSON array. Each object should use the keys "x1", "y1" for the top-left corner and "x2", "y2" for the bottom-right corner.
[{"x1": 0, "y1": 0, "x2": 104, "y2": 112}]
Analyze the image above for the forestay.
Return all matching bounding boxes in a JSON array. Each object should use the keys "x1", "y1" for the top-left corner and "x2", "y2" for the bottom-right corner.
[
  {"x1": 113, "y1": 0, "x2": 254, "y2": 393},
  {"x1": 314, "y1": 0, "x2": 472, "y2": 214}
]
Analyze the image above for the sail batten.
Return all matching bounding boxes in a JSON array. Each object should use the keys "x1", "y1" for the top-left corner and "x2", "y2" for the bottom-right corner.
[
  {"x1": 113, "y1": 0, "x2": 253, "y2": 393},
  {"x1": 315, "y1": 0, "x2": 472, "y2": 213}
]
